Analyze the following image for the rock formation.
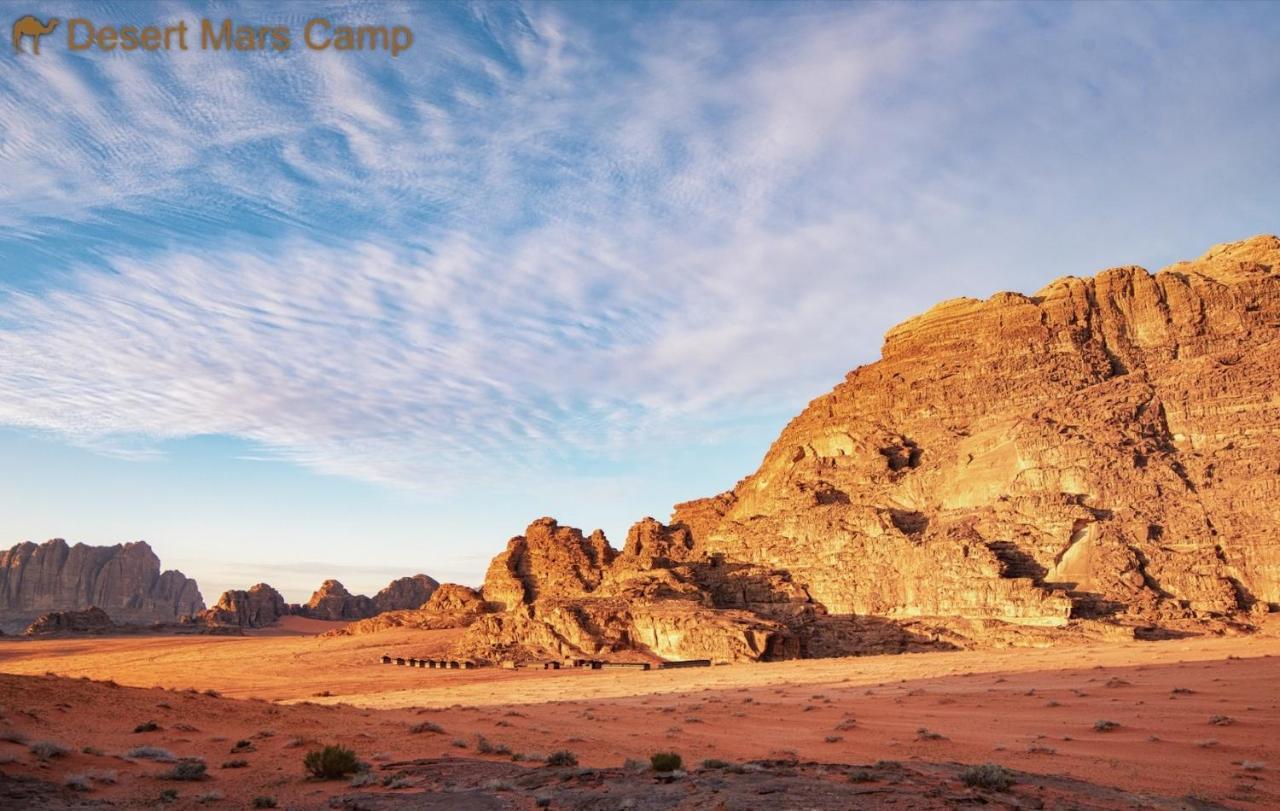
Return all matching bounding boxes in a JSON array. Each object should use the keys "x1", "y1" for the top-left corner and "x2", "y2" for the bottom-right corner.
[
  {"x1": 0, "y1": 539, "x2": 204, "y2": 633},
  {"x1": 25, "y1": 606, "x2": 116, "y2": 635},
  {"x1": 673, "y1": 235, "x2": 1280, "y2": 629},
  {"x1": 297, "y1": 579, "x2": 374, "y2": 621},
  {"x1": 326, "y1": 584, "x2": 489, "y2": 636},
  {"x1": 372, "y1": 574, "x2": 440, "y2": 614},
  {"x1": 199, "y1": 583, "x2": 288, "y2": 628},
  {"x1": 430, "y1": 236, "x2": 1280, "y2": 664}
]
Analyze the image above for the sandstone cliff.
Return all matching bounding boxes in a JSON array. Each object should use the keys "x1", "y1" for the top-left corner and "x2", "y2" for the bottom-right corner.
[
  {"x1": 673, "y1": 235, "x2": 1280, "y2": 628},
  {"x1": 0, "y1": 539, "x2": 204, "y2": 633}
]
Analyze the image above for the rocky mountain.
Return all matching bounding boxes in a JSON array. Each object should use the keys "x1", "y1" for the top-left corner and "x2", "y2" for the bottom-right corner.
[
  {"x1": 362, "y1": 235, "x2": 1278, "y2": 665},
  {"x1": 0, "y1": 539, "x2": 204, "y2": 633},
  {"x1": 674, "y1": 235, "x2": 1280, "y2": 628}
]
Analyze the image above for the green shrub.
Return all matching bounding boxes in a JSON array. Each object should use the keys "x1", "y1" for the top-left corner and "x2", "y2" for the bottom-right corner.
[
  {"x1": 545, "y1": 750, "x2": 578, "y2": 767},
  {"x1": 650, "y1": 751, "x2": 683, "y2": 772},
  {"x1": 303, "y1": 745, "x2": 360, "y2": 779},
  {"x1": 960, "y1": 763, "x2": 1014, "y2": 791}
]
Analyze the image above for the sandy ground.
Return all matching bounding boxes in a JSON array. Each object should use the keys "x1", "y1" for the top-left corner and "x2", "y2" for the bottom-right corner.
[{"x1": 0, "y1": 619, "x2": 1277, "y2": 808}]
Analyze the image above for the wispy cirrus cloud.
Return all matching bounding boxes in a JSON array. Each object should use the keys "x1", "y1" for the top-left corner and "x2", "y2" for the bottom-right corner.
[{"x1": 1, "y1": 0, "x2": 1278, "y2": 499}]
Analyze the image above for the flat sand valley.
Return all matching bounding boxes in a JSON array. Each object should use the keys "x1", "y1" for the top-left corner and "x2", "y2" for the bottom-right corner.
[{"x1": 1, "y1": 618, "x2": 1277, "y2": 808}]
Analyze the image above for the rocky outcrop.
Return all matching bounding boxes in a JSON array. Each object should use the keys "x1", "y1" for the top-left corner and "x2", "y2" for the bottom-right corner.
[
  {"x1": 482, "y1": 518, "x2": 615, "y2": 610},
  {"x1": 673, "y1": 235, "x2": 1280, "y2": 629},
  {"x1": 372, "y1": 574, "x2": 439, "y2": 614},
  {"x1": 452, "y1": 517, "x2": 805, "y2": 664},
  {"x1": 298, "y1": 579, "x2": 374, "y2": 621},
  {"x1": 25, "y1": 606, "x2": 116, "y2": 635},
  {"x1": 0, "y1": 539, "x2": 204, "y2": 633},
  {"x1": 327, "y1": 584, "x2": 490, "y2": 637},
  {"x1": 199, "y1": 583, "x2": 288, "y2": 628}
]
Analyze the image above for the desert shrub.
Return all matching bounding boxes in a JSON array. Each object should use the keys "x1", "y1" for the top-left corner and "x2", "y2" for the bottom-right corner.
[
  {"x1": 134, "y1": 720, "x2": 161, "y2": 733},
  {"x1": 350, "y1": 771, "x2": 377, "y2": 787},
  {"x1": 960, "y1": 763, "x2": 1014, "y2": 791},
  {"x1": 197, "y1": 791, "x2": 224, "y2": 804},
  {"x1": 88, "y1": 769, "x2": 118, "y2": 784},
  {"x1": 222, "y1": 758, "x2": 249, "y2": 770},
  {"x1": 303, "y1": 745, "x2": 360, "y2": 779},
  {"x1": 1093, "y1": 719, "x2": 1120, "y2": 732},
  {"x1": 451, "y1": 738, "x2": 467, "y2": 748},
  {"x1": 231, "y1": 739, "x2": 254, "y2": 752},
  {"x1": 1241, "y1": 761, "x2": 1266, "y2": 771},
  {"x1": 475, "y1": 735, "x2": 494, "y2": 754},
  {"x1": 825, "y1": 735, "x2": 843, "y2": 743},
  {"x1": 159, "y1": 788, "x2": 179, "y2": 803},
  {"x1": 163, "y1": 759, "x2": 208, "y2": 781},
  {"x1": 81, "y1": 745, "x2": 104, "y2": 756},
  {"x1": 409, "y1": 721, "x2": 443, "y2": 734},
  {"x1": 622, "y1": 758, "x2": 646, "y2": 771},
  {"x1": 64, "y1": 773, "x2": 92, "y2": 792},
  {"x1": 650, "y1": 751, "x2": 682, "y2": 772},
  {"x1": 252, "y1": 797, "x2": 277, "y2": 808},
  {"x1": 916, "y1": 727, "x2": 946, "y2": 741},
  {"x1": 203, "y1": 689, "x2": 221, "y2": 698},
  {"x1": 546, "y1": 750, "x2": 579, "y2": 767},
  {"x1": 128, "y1": 746, "x2": 176, "y2": 762},
  {"x1": 29, "y1": 740, "x2": 69, "y2": 760},
  {"x1": 701, "y1": 759, "x2": 731, "y2": 770},
  {"x1": 1209, "y1": 715, "x2": 1235, "y2": 726},
  {"x1": 0, "y1": 729, "x2": 29, "y2": 744}
]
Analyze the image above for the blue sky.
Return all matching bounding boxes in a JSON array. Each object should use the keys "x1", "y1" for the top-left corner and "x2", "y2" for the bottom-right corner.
[{"x1": 1, "y1": 1, "x2": 1278, "y2": 603}]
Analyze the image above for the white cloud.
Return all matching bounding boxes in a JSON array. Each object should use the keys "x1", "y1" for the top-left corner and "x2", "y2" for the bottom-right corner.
[{"x1": 1, "y1": 1, "x2": 1278, "y2": 496}]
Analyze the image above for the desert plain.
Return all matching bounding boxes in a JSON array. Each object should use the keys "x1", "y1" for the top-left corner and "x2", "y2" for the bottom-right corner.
[{"x1": 1, "y1": 616, "x2": 1277, "y2": 809}]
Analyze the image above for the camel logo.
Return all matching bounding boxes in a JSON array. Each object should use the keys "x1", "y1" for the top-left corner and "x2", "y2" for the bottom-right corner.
[{"x1": 12, "y1": 15, "x2": 59, "y2": 55}]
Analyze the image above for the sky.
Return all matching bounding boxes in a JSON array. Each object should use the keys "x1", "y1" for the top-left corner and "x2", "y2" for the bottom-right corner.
[{"x1": 1, "y1": 1, "x2": 1278, "y2": 604}]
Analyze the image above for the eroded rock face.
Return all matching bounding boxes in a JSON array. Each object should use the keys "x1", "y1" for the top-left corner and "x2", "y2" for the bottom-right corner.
[
  {"x1": 482, "y1": 518, "x2": 616, "y2": 610},
  {"x1": 199, "y1": 583, "x2": 288, "y2": 628},
  {"x1": 0, "y1": 539, "x2": 204, "y2": 633},
  {"x1": 674, "y1": 235, "x2": 1280, "y2": 626},
  {"x1": 454, "y1": 517, "x2": 803, "y2": 664},
  {"x1": 25, "y1": 606, "x2": 116, "y2": 635}
]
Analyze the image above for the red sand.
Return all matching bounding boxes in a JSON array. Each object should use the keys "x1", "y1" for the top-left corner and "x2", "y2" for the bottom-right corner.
[{"x1": 1, "y1": 621, "x2": 1277, "y2": 807}]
